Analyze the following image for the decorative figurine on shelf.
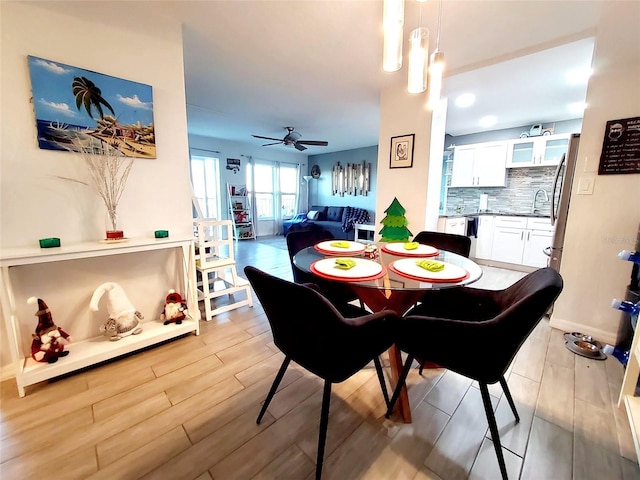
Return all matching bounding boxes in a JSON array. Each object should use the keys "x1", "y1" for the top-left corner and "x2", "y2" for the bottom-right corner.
[
  {"x1": 27, "y1": 297, "x2": 72, "y2": 363},
  {"x1": 90, "y1": 282, "x2": 143, "y2": 341},
  {"x1": 160, "y1": 289, "x2": 188, "y2": 325},
  {"x1": 379, "y1": 197, "x2": 413, "y2": 242}
]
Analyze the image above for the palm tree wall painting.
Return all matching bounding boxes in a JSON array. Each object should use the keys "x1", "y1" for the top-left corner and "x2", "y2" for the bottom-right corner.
[{"x1": 27, "y1": 55, "x2": 156, "y2": 159}]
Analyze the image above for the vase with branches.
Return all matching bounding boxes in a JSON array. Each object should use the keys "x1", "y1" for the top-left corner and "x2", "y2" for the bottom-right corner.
[{"x1": 62, "y1": 135, "x2": 134, "y2": 239}]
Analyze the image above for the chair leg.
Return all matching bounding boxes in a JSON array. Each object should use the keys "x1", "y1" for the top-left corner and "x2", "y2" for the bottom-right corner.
[
  {"x1": 373, "y1": 356, "x2": 390, "y2": 408},
  {"x1": 316, "y1": 380, "x2": 332, "y2": 480},
  {"x1": 499, "y1": 376, "x2": 520, "y2": 423},
  {"x1": 385, "y1": 354, "x2": 415, "y2": 418},
  {"x1": 256, "y1": 357, "x2": 291, "y2": 424},
  {"x1": 479, "y1": 382, "x2": 509, "y2": 480}
]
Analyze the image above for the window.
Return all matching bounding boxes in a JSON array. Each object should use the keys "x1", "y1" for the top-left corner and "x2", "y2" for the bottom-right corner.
[
  {"x1": 248, "y1": 161, "x2": 300, "y2": 220},
  {"x1": 190, "y1": 154, "x2": 220, "y2": 219},
  {"x1": 252, "y1": 163, "x2": 274, "y2": 219},
  {"x1": 279, "y1": 164, "x2": 298, "y2": 219}
]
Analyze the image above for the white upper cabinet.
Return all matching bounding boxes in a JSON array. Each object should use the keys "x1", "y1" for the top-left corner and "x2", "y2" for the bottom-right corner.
[
  {"x1": 451, "y1": 141, "x2": 507, "y2": 187},
  {"x1": 506, "y1": 133, "x2": 570, "y2": 168}
]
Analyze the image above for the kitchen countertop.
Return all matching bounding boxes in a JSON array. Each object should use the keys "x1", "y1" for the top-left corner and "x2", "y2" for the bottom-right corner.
[{"x1": 439, "y1": 212, "x2": 551, "y2": 219}]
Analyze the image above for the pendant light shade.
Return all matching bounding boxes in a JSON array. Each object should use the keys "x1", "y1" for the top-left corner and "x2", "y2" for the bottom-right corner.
[
  {"x1": 428, "y1": 50, "x2": 445, "y2": 108},
  {"x1": 407, "y1": 27, "x2": 429, "y2": 93},
  {"x1": 383, "y1": 0, "x2": 404, "y2": 72}
]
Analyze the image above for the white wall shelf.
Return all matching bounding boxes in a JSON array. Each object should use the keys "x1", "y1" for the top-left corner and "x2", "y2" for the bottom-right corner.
[{"x1": 0, "y1": 237, "x2": 200, "y2": 397}]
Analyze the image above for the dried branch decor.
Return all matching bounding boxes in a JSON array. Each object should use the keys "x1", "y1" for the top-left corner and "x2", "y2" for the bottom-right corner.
[{"x1": 59, "y1": 136, "x2": 134, "y2": 234}]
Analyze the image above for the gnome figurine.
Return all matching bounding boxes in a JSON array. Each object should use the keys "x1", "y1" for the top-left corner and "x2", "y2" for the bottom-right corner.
[
  {"x1": 160, "y1": 289, "x2": 188, "y2": 325},
  {"x1": 90, "y1": 282, "x2": 143, "y2": 341},
  {"x1": 28, "y1": 297, "x2": 72, "y2": 363}
]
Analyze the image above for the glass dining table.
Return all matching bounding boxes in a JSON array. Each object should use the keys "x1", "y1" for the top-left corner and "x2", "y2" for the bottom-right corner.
[{"x1": 293, "y1": 240, "x2": 483, "y2": 423}]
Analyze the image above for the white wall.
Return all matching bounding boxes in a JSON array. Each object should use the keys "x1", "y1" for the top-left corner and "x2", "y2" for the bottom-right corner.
[
  {"x1": 0, "y1": 2, "x2": 193, "y2": 378},
  {"x1": 550, "y1": 1, "x2": 640, "y2": 343},
  {"x1": 376, "y1": 88, "x2": 433, "y2": 240}
]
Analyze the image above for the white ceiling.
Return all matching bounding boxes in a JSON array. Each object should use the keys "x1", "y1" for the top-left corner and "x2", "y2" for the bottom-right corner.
[{"x1": 47, "y1": 1, "x2": 606, "y2": 154}]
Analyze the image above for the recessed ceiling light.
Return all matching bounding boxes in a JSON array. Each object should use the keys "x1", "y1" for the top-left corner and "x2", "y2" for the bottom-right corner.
[
  {"x1": 455, "y1": 93, "x2": 475, "y2": 108},
  {"x1": 566, "y1": 67, "x2": 592, "y2": 85},
  {"x1": 479, "y1": 115, "x2": 497, "y2": 128},
  {"x1": 569, "y1": 101, "x2": 586, "y2": 114}
]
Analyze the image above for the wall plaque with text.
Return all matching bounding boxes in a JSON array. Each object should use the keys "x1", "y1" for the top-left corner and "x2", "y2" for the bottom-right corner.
[{"x1": 598, "y1": 116, "x2": 640, "y2": 175}]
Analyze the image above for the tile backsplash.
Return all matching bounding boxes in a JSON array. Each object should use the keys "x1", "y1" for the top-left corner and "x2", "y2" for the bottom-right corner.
[{"x1": 444, "y1": 166, "x2": 557, "y2": 215}]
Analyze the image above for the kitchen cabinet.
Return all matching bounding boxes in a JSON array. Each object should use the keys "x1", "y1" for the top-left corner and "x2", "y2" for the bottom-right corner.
[
  {"x1": 475, "y1": 215, "x2": 495, "y2": 260},
  {"x1": 490, "y1": 216, "x2": 554, "y2": 267},
  {"x1": 450, "y1": 141, "x2": 507, "y2": 187},
  {"x1": 506, "y1": 133, "x2": 570, "y2": 168},
  {"x1": 445, "y1": 217, "x2": 467, "y2": 236}
]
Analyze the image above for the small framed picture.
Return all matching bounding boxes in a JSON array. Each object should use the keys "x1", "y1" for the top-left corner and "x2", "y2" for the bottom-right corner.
[{"x1": 390, "y1": 134, "x2": 414, "y2": 169}]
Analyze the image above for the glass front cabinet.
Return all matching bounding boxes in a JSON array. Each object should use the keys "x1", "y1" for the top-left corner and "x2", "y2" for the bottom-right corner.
[{"x1": 506, "y1": 133, "x2": 570, "y2": 168}]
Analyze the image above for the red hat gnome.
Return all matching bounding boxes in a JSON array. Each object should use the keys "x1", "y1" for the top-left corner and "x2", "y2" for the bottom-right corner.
[
  {"x1": 28, "y1": 297, "x2": 72, "y2": 363},
  {"x1": 160, "y1": 289, "x2": 188, "y2": 325}
]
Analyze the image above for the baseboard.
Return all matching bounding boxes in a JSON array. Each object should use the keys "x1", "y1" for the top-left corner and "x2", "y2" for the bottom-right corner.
[
  {"x1": 0, "y1": 364, "x2": 16, "y2": 382},
  {"x1": 549, "y1": 315, "x2": 618, "y2": 345}
]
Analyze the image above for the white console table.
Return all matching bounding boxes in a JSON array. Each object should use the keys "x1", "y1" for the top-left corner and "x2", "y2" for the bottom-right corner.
[{"x1": 0, "y1": 237, "x2": 200, "y2": 397}]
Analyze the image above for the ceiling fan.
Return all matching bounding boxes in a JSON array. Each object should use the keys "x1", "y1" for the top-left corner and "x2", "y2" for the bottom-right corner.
[{"x1": 252, "y1": 127, "x2": 328, "y2": 151}]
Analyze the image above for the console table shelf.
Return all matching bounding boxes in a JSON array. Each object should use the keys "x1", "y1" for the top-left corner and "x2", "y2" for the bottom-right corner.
[{"x1": 0, "y1": 236, "x2": 200, "y2": 397}]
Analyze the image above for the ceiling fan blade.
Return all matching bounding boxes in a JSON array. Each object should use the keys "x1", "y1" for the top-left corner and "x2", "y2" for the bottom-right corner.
[
  {"x1": 294, "y1": 142, "x2": 307, "y2": 151},
  {"x1": 296, "y1": 140, "x2": 328, "y2": 146},
  {"x1": 261, "y1": 142, "x2": 283, "y2": 146},
  {"x1": 252, "y1": 135, "x2": 283, "y2": 141}
]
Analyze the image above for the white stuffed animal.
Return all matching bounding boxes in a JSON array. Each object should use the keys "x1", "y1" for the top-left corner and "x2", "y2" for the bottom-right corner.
[{"x1": 90, "y1": 282, "x2": 143, "y2": 341}]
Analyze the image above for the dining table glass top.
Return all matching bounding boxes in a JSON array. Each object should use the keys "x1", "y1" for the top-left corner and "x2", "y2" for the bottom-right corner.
[{"x1": 293, "y1": 241, "x2": 483, "y2": 292}]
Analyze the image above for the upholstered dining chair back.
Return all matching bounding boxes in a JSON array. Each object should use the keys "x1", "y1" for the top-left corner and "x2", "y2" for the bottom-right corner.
[
  {"x1": 244, "y1": 266, "x2": 396, "y2": 479},
  {"x1": 413, "y1": 230, "x2": 471, "y2": 257},
  {"x1": 285, "y1": 228, "x2": 335, "y2": 284},
  {"x1": 285, "y1": 229, "x2": 361, "y2": 310},
  {"x1": 400, "y1": 266, "x2": 563, "y2": 384}
]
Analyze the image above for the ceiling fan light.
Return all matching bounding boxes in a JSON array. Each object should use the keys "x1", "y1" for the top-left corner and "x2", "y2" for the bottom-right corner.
[
  {"x1": 383, "y1": 0, "x2": 404, "y2": 72},
  {"x1": 408, "y1": 27, "x2": 429, "y2": 94}
]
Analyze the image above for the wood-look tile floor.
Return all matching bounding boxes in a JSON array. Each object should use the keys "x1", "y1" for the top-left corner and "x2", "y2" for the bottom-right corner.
[{"x1": 1, "y1": 235, "x2": 639, "y2": 480}]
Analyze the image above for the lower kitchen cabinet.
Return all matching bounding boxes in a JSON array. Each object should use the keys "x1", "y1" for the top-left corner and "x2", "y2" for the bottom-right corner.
[
  {"x1": 490, "y1": 216, "x2": 554, "y2": 268},
  {"x1": 445, "y1": 217, "x2": 467, "y2": 236},
  {"x1": 475, "y1": 215, "x2": 495, "y2": 260}
]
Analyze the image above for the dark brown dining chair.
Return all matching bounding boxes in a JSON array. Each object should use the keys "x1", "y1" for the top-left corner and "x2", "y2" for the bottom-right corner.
[
  {"x1": 413, "y1": 230, "x2": 471, "y2": 257},
  {"x1": 286, "y1": 229, "x2": 363, "y2": 311},
  {"x1": 385, "y1": 267, "x2": 563, "y2": 480},
  {"x1": 244, "y1": 266, "x2": 397, "y2": 480},
  {"x1": 411, "y1": 230, "x2": 472, "y2": 373}
]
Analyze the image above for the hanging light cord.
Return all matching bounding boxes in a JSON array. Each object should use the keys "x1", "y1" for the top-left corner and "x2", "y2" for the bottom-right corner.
[{"x1": 436, "y1": 0, "x2": 442, "y2": 50}]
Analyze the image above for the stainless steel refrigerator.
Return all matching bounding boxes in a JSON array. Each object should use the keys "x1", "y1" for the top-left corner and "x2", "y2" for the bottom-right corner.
[{"x1": 547, "y1": 133, "x2": 580, "y2": 271}]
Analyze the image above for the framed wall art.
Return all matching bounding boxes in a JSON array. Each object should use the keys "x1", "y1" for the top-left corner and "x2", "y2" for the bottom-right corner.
[
  {"x1": 27, "y1": 55, "x2": 156, "y2": 159},
  {"x1": 390, "y1": 134, "x2": 414, "y2": 169}
]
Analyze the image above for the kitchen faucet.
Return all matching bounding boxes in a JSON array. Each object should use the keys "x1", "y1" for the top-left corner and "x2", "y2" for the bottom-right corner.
[{"x1": 532, "y1": 189, "x2": 549, "y2": 213}]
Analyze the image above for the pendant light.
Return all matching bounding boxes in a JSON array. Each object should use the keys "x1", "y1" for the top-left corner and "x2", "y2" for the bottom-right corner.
[
  {"x1": 383, "y1": 0, "x2": 404, "y2": 72},
  {"x1": 428, "y1": 0, "x2": 445, "y2": 108},
  {"x1": 407, "y1": 1, "x2": 428, "y2": 94}
]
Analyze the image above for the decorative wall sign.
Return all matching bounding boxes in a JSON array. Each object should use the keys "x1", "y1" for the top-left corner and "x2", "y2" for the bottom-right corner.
[
  {"x1": 390, "y1": 134, "x2": 414, "y2": 169},
  {"x1": 226, "y1": 158, "x2": 240, "y2": 173},
  {"x1": 331, "y1": 161, "x2": 370, "y2": 196},
  {"x1": 27, "y1": 55, "x2": 156, "y2": 158},
  {"x1": 598, "y1": 116, "x2": 640, "y2": 175}
]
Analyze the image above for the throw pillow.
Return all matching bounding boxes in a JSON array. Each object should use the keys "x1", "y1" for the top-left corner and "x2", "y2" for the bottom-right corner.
[{"x1": 307, "y1": 210, "x2": 319, "y2": 220}]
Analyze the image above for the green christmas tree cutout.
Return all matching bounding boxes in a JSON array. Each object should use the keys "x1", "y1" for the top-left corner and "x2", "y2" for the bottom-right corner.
[{"x1": 379, "y1": 197, "x2": 413, "y2": 242}]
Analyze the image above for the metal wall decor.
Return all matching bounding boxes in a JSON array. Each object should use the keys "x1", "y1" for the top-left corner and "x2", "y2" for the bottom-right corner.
[{"x1": 332, "y1": 161, "x2": 370, "y2": 196}]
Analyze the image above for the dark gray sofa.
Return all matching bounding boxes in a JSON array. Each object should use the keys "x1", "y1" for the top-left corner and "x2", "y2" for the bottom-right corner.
[{"x1": 304, "y1": 205, "x2": 372, "y2": 240}]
